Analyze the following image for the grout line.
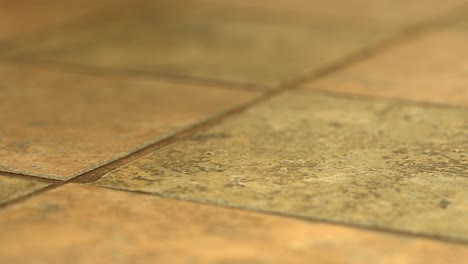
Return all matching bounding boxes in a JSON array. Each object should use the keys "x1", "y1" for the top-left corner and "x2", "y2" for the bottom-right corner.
[
  {"x1": 0, "y1": 171, "x2": 63, "y2": 184},
  {"x1": 278, "y1": 1, "x2": 468, "y2": 90},
  {"x1": 1, "y1": 58, "x2": 272, "y2": 93},
  {"x1": 302, "y1": 88, "x2": 468, "y2": 111},
  {"x1": 89, "y1": 185, "x2": 468, "y2": 246},
  {"x1": 69, "y1": 90, "x2": 279, "y2": 183},
  {"x1": 0, "y1": 183, "x2": 63, "y2": 209},
  {"x1": 0, "y1": 91, "x2": 281, "y2": 208}
]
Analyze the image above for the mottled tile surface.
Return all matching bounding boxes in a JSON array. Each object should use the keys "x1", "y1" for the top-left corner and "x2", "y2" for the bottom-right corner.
[
  {"x1": 0, "y1": 184, "x2": 467, "y2": 264},
  {"x1": 306, "y1": 29, "x2": 468, "y2": 107},
  {"x1": 2, "y1": 2, "x2": 394, "y2": 87},
  {"x1": 94, "y1": 91, "x2": 468, "y2": 240},
  {"x1": 0, "y1": 63, "x2": 258, "y2": 180},
  {"x1": 0, "y1": 174, "x2": 50, "y2": 205}
]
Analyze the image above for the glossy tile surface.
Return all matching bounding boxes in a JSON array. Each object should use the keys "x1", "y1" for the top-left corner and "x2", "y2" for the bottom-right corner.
[
  {"x1": 0, "y1": 63, "x2": 258, "y2": 180},
  {"x1": 94, "y1": 91, "x2": 468, "y2": 240},
  {"x1": 0, "y1": 183, "x2": 466, "y2": 264},
  {"x1": 306, "y1": 29, "x2": 468, "y2": 107},
  {"x1": 0, "y1": 175, "x2": 50, "y2": 205},
  {"x1": 3, "y1": 2, "x2": 393, "y2": 87}
]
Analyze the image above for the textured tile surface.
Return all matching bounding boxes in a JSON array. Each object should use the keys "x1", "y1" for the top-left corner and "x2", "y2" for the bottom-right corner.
[
  {"x1": 2, "y1": 2, "x2": 393, "y2": 87},
  {"x1": 306, "y1": 29, "x2": 468, "y2": 107},
  {"x1": 0, "y1": 184, "x2": 467, "y2": 264},
  {"x1": 0, "y1": 175, "x2": 50, "y2": 205},
  {"x1": 0, "y1": 63, "x2": 258, "y2": 180},
  {"x1": 0, "y1": 0, "x2": 119, "y2": 40},
  {"x1": 94, "y1": 91, "x2": 468, "y2": 240}
]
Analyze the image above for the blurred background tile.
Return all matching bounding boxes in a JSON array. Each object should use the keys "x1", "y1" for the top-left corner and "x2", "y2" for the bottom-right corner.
[
  {"x1": 1, "y1": 1, "x2": 397, "y2": 87},
  {"x1": 0, "y1": 0, "x2": 126, "y2": 41}
]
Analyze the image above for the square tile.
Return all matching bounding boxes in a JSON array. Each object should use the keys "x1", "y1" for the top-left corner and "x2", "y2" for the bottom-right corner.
[
  {"x1": 0, "y1": 63, "x2": 258, "y2": 180},
  {"x1": 2, "y1": 2, "x2": 394, "y2": 87},
  {"x1": 305, "y1": 29, "x2": 468, "y2": 107},
  {"x1": 0, "y1": 174, "x2": 50, "y2": 205},
  {"x1": 94, "y1": 91, "x2": 468, "y2": 240},
  {"x1": 0, "y1": 183, "x2": 466, "y2": 263}
]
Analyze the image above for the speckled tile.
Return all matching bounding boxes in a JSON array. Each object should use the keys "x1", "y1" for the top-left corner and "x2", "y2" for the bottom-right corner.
[
  {"x1": 0, "y1": 183, "x2": 467, "y2": 264},
  {"x1": 1, "y1": 2, "x2": 395, "y2": 87},
  {"x1": 0, "y1": 174, "x2": 50, "y2": 205},
  {"x1": 305, "y1": 28, "x2": 468, "y2": 107},
  {"x1": 0, "y1": 62, "x2": 258, "y2": 180},
  {"x1": 0, "y1": 0, "x2": 123, "y2": 41},
  {"x1": 94, "y1": 91, "x2": 468, "y2": 241}
]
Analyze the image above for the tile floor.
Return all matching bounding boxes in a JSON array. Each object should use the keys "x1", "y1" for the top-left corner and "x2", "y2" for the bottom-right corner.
[{"x1": 0, "y1": 0, "x2": 467, "y2": 263}]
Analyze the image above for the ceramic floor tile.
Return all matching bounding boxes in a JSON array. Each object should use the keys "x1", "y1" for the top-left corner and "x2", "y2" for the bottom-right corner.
[
  {"x1": 94, "y1": 91, "x2": 468, "y2": 241},
  {"x1": 0, "y1": 0, "x2": 122, "y2": 41},
  {"x1": 305, "y1": 28, "x2": 468, "y2": 107},
  {"x1": 193, "y1": 0, "x2": 468, "y2": 26},
  {"x1": 0, "y1": 183, "x2": 467, "y2": 264},
  {"x1": 0, "y1": 63, "x2": 258, "y2": 180},
  {"x1": 0, "y1": 174, "x2": 50, "y2": 205},
  {"x1": 1, "y1": 2, "x2": 395, "y2": 87}
]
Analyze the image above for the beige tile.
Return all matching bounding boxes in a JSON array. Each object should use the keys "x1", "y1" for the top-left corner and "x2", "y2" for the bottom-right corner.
[
  {"x1": 305, "y1": 29, "x2": 468, "y2": 107},
  {"x1": 0, "y1": 63, "x2": 258, "y2": 180},
  {"x1": 2, "y1": 2, "x2": 394, "y2": 87},
  {"x1": 0, "y1": 174, "x2": 50, "y2": 205},
  {"x1": 0, "y1": 0, "x2": 123, "y2": 41},
  {"x1": 0, "y1": 183, "x2": 467, "y2": 264},
  {"x1": 94, "y1": 91, "x2": 468, "y2": 240},
  {"x1": 192, "y1": 0, "x2": 468, "y2": 25}
]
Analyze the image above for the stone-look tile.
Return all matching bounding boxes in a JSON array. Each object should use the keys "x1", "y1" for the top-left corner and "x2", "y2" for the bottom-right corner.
[
  {"x1": 0, "y1": 174, "x2": 50, "y2": 205},
  {"x1": 305, "y1": 29, "x2": 468, "y2": 107},
  {"x1": 0, "y1": 0, "x2": 124, "y2": 41},
  {"x1": 0, "y1": 184, "x2": 467, "y2": 264},
  {"x1": 94, "y1": 91, "x2": 468, "y2": 240},
  {"x1": 0, "y1": 63, "x2": 258, "y2": 180},
  {"x1": 193, "y1": 0, "x2": 468, "y2": 26},
  {"x1": 2, "y1": 2, "x2": 394, "y2": 87}
]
